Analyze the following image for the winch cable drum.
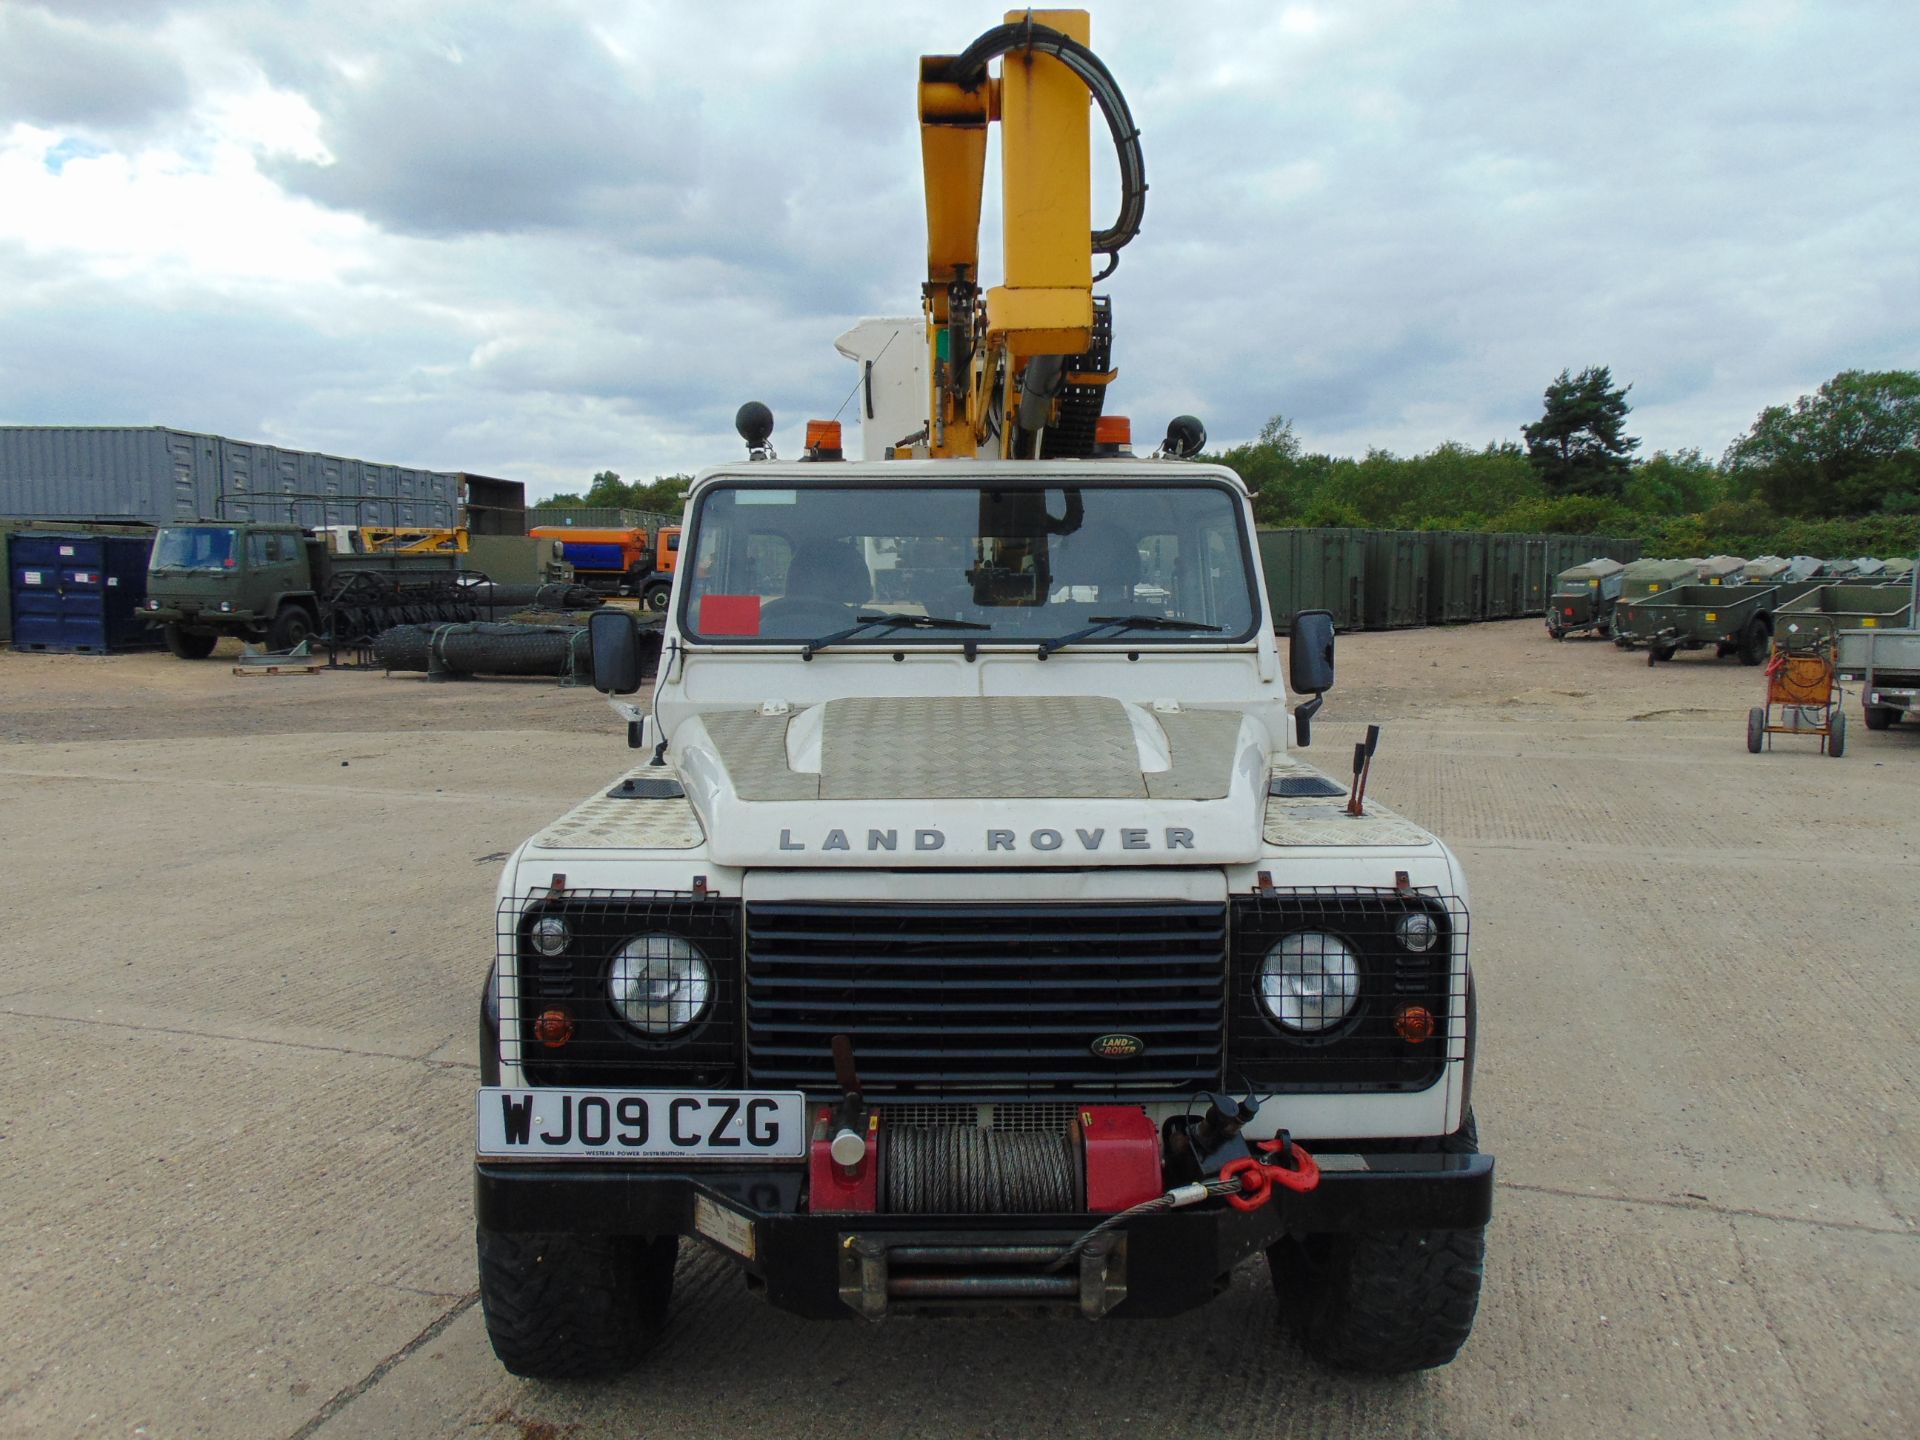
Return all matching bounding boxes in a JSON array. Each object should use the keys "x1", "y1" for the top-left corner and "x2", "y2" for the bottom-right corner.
[
  {"x1": 938, "y1": 17, "x2": 1148, "y2": 277},
  {"x1": 883, "y1": 1125, "x2": 1080, "y2": 1215}
]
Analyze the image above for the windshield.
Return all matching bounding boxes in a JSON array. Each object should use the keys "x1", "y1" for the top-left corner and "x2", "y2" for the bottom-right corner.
[
  {"x1": 152, "y1": 527, "x2": 239, "y2": 571},
  {"x1": 679, "y1": 480, "x2": 1259, "y2": 645}
]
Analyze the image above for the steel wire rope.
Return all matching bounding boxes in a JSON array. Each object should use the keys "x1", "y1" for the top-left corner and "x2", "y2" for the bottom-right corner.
[{"x1": 883, "y1": 1126, "x2": 1079, "y2": 1214}]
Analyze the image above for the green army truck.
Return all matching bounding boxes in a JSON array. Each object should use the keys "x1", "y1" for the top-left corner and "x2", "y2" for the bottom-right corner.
[{"x1": 141, "y1": 522, "x2": 468, "y2": 658}]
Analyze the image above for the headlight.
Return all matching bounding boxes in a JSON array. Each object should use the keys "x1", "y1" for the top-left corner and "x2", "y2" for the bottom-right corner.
[
  {"x1": 609, "y1": 935, "x2": 713, "y2": 1036},
  {"x1": 1396, "y1": 910, "x2": 1439, "y2": 952},
  {"x1": 529, "y1": 915, "x2": 570, "y2": 956},
  {"x1": 1257, "y1": 932, "x2": 1360, "y2": 1033}
]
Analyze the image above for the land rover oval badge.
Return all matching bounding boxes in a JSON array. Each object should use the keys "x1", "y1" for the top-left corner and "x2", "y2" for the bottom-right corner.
[{"x1": 1090, "y1": 1033, "x2": 1146, "y2": 1060}]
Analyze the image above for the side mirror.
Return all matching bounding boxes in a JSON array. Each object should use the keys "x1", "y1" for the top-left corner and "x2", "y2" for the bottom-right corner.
[
  {"x1": 1288, "y1": 609, "x2": 1336, "y2": 746},
  {"x1": 589, "y1": 609, "x2": 651, "y2": 694}
]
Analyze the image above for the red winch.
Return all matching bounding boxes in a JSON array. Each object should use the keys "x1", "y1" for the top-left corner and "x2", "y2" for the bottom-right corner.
[{"x1": 807, "y1": 1103, "x2": 1165, "y2": 1215}]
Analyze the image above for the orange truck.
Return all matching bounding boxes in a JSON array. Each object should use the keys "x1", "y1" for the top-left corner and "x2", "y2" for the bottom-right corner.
[{"x1": 527, "y1": 525, "x2": 679, "y2": 610}]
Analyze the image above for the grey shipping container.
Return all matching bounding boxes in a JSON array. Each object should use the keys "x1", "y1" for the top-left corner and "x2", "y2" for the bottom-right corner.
[
  {"x1": 1, "y1": 425, "x2": 458, "y2": 529},
  {"x1": 463, "y1": 474, "x2": 528, "y2": 536},
  {"x1": 1362, "y1": 530, "x2": 1429, "y2": 629}
]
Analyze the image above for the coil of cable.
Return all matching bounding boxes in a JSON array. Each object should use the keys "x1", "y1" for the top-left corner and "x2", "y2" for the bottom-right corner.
[{"x1": 883, "y1": 1126, "x2": 1078, "y2": 1214}]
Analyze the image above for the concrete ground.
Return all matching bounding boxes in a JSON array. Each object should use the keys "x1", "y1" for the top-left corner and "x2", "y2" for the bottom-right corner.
[{"x1": 0, "y1": 620, "x2": 1914, "y2": 1440}]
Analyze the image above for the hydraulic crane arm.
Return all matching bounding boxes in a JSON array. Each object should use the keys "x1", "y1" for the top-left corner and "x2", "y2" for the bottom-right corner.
[{"x1": 918, "y1": 11, "x2": 1146, "y2": 459}]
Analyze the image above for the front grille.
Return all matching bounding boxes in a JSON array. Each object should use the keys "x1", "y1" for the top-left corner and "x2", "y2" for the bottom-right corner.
[
  {"x1": 1230, "y1": 888, "x2": 1465, "y2": 1093},
  {"x1": 744, "y1": 902, "x2": 1227, "y2": 1099},
  {"x1": 501, "y1": 889, "x2": 741, "y2": 1088},
  {"x1": 872, "y1": 1102, "x2": 1082, "y2": 1133}
]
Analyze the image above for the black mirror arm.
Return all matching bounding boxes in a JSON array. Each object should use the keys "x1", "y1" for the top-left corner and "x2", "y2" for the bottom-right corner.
[{"x1": 1294, "y1": 693, "x2": 1323, "y2": 747}]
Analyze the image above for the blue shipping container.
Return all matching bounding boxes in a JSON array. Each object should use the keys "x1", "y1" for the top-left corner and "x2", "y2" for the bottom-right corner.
[{"x1": 9, "y1": 532, "x2": 158, "y2": 653}]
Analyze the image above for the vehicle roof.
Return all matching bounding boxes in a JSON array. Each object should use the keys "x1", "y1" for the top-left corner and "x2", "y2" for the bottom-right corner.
[
  {"x1": 684, "y1": 458, "x2": 1252, "y2": 497},
  {"x1": 1558, "y1": 557, "x2": 1625, "y2": 580},
  {"x1": 1622, "y1": 558, "x2": 1699, "y2": 578}
]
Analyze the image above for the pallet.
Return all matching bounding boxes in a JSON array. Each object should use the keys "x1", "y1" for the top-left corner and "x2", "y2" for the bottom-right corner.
[{"x1": 232, "y1": 661, "x2": 324, "y2": 677}]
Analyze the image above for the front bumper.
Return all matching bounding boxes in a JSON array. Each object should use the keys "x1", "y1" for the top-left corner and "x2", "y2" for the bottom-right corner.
[
  {"x1": 473, "y1": 1151, "x2": 1494, "y2": 1320},
  {"x1": 141, "y1": 602, "x2": 257, "y2": 626}
]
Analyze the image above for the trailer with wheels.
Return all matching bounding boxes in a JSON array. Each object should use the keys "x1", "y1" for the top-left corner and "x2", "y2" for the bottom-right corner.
[
  {"x1": 1827, "y1": 567, "x2": 1920, "y2": 731},
  {"x1": 1544, "y1": 557, "x2": 1623, "y2": 640},
  {"x1": 1614, "y1": 582, "x2": 1811, "y2": 665}
]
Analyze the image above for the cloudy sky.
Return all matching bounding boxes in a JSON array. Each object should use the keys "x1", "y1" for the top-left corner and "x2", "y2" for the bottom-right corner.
[{"x1": 2, "y1": 0, "x2": 1914, "y2": 499}]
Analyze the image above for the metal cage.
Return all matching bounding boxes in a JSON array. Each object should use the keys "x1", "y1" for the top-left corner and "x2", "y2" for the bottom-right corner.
[
  {"x1": 498, "y1": 888, "x2": 742, "y2": 1088},
  {"x1": 1229, "y1": 888, "x2": 1468, "y2": 1093}
]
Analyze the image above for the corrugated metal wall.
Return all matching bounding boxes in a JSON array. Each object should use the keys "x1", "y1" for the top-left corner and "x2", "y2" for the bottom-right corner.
[
  {"x1": 527, "y1": 506, "x2": 678, "y2": 531},
  {"x1": 0, "y1": 426, "x2": 459, "y2": 528},
  {"x1": 1261, "y1": 527, "x2": 1640, "y2": 632}
]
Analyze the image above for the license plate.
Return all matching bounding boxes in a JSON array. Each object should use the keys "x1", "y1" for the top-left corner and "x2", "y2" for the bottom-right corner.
[{"x1": 476, "y1": 1088, "x2": 807, "y2": 1160}]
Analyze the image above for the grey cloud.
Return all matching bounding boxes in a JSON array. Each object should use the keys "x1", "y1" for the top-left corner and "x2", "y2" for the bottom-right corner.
[
  {"x1": 263, "y1": 12, "x2": 701, "y2": 236},
  {"x1": 5, "y1": 0, "x2": 1919, "y2": 492},
  {"x1": 0, "y1": 6, "x2": 190, "y2": 131}
]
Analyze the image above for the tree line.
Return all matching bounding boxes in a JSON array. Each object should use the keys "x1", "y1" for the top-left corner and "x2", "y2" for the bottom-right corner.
[
  {"x1": 1213, "y1": 367, "x2": 1920, "y2": 558},
  {"x1": 542, "y1": 471, "x2": 692, "y2": 516},
  {"x1": 544, "y1": 368, "x2": 1920, "y2": 560}
]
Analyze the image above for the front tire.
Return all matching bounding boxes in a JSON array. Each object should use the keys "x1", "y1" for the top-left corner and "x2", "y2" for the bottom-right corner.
[
  {"x1": 477, "y1": 1229, "x2": 678, "y2": 1380},
  {"x1": 1267, "y1": 1115, "x2": 1486, "y2": 1373},
  {"x1": 641, "y1": 581, "x2": 671, "y2": 614},
  {"x1": 163, "y1": 624, "x2": 218, "y2": 660},
  {"x1": 268, "y1": 604, "x2": 316, "y2": 651},
  {"x1": 1828, "y1": 710, "x2": 1846, "y2": 758}
]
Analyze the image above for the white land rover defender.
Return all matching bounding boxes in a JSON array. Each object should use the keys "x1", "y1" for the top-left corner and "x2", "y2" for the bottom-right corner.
[{"x1": 474, "y1": 446, "x2": 1491, "y2": 1378}]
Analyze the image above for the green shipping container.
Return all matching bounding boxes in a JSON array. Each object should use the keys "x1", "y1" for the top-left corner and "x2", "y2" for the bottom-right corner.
[
  {"x1": 1256, "y1": 528, "x2": 1366, "y2": 632},
  {"x1": 1485, "y1": 533, "x2": 1519, "y2": 619},
  {"x1": 1514, "y1": 535, "x2": 1550, "y2": 614},
  {"x1": 1362, "y1": 530, "x2": 1430, "y2": 629},
  {"x1": 1427, "y1": 531, "x2": 1488, "y2": 623}
]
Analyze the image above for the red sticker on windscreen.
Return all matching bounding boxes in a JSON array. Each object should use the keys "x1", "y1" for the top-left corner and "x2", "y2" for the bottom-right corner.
[{"x1": 701, "y1": 594, "x2": 763, "y2": 635}]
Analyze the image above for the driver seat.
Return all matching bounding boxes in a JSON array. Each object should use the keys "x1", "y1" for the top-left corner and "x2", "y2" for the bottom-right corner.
[{"x1": 783, "y1": 539, "x2": 871, "y2": 606}]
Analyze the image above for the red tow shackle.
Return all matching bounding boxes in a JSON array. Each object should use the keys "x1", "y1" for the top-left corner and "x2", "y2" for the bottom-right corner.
[{"x1": 1220, "y1": 1136, "x2": 1320, "y2": 1212}]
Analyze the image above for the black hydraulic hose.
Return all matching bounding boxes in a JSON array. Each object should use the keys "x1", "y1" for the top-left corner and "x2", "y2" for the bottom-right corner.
[{"x1": 940, "y1": 19, "x2": 1147, "y2": 267}]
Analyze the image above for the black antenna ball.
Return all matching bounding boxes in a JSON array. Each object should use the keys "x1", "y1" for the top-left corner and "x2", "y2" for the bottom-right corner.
[
  {"x1": 735, "y1": 401, "x2": 775, "y2": 447},
  {"x1": 1163, "y1": 415, "x2": 1206, "y2": 458}
]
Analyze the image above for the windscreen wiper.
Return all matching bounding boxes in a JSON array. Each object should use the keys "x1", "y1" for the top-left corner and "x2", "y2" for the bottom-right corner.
[
  {"x1": 803, "y1": 611, "x2": 990, "y2": 659},
  {"x1": 1038, "y1": 613, "x2": 1221, "y2": 659}
]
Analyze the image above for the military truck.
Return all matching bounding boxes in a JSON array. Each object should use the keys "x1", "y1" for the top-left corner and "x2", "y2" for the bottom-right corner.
[{"x1": 141, "y1": 521, "x2": 466, "y2": 657}]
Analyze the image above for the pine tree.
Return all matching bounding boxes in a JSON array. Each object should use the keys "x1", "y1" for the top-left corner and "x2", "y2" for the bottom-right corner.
[{"x1": 1522, "y1": 366, "x2": 1639, "y2": 499}]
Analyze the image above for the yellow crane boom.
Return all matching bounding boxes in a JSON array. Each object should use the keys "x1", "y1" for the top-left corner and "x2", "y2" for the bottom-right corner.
[{"x1": 917, "y1": 11, "x2": 1145, "y2": 459}]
